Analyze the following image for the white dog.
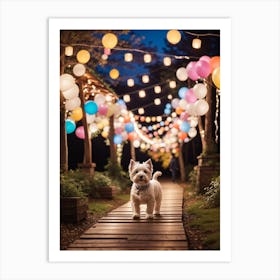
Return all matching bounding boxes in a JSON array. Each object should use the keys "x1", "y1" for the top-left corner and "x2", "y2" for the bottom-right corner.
[{"x1": 129, "y1": 159, "x2": 162, "y2": 219}]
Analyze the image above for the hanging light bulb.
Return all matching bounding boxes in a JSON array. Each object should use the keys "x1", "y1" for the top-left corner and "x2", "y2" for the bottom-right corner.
[
  {"x1": 167, "y1": 94, "x2": 173, "y2": 100},
  {"x1": 192, "y1": 38, "x2": 202, "y2": 49},
  {"x1": 142, "y1": 74, "x2": 149, "y2": 83},
  {"x1": 65, "y1": 46, "x2": 73, "y2": 56},
  {"x1": 138, "y1": 108, "x2": 144, "y2": 115},
  {"x1": 123, "y1": 94, "x2": 131, "y2": 102},
  {"x1": 163, "y1": 56, "x2": 172, "y2": 66},
  {"x1": 101, "y1": 54, "x2": 108, "y2": 60},
  {"x1": 144, "y1": 53, "x2": 152, "y2": 63},
  {"x1": 154, "y1": 86, "x2": 161, "y2": 94},
  {"x1": 124, "y1": 53, "x2": 133, "y2": 62},
  {"x1": 127, "y1": 78, "x2": 134, "y2": 87},
  {"x1": 154, "y1": 98, "x2": 161, "y2": 105},
  {"x1": 169, "y1": 80, "x2": 176, "y2": 88},
  {"x1": 139, "y1": 90, "x2": 146, "y2": 98}
]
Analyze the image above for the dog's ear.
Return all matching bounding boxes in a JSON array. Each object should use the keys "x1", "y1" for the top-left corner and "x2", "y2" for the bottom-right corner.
[
  {"x1": 129, "y1": 159, "x2": 136, "y2": 173},
  {"x1": 145, "y1": 159, "x2": 153, "y2": 172}
]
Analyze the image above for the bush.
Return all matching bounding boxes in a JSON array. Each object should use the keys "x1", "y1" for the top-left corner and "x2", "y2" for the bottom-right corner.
[
  {"x1": 203, "y1": 176, "x2": 220, "y2": 208},
  {"x1": 188, "y1": 166, "x2": 198, "y2": 187},
  {"x1": 93, "y1": 172, "x2": 111, "y2": 187},
  {"x1": 60, "y1": 172, "x2": 86, "y2": 198}
]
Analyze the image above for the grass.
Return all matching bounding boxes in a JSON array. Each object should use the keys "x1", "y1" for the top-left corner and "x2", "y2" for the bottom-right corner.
[
  {"x1": 182, "y1": 183, "x2": 220, "y2": 250},
  {"x1": 88, "y1": 193, "x2": 130, "y2": 217}
]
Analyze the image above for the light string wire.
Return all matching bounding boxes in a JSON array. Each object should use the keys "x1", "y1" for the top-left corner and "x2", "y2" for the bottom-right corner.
[{"x1": 214, "y1": 89, "x2": 220, "y2": 143}]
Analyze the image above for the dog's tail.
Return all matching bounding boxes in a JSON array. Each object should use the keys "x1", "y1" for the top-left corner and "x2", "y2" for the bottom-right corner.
[{"x1": 152, "y1": 171, "x2": 162, "y2": 181}]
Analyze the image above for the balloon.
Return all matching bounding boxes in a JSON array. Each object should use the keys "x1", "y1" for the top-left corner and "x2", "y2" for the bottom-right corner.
[
  {"x1": 65, "y1": 119, "x2": 76, "y2": 134},
  {"x1": 164, "y1": 108, "x2": 171, "y2": 115},
  {"x1": 189, "y1": 117, "x2": 198, "y2": 127},
  {"x1": 193, "y1": 83, "x2": 207, "y2": 99},
  {"x1": 102, "y1": 33, "x2": 118, "y2": 49},
  {"x1": 62, "y1": 83, "x2": 79, "y2": 100},
  {"x1": 117, "y1": 99, "x2": 125, "y2": 106},
  {"x1": 212, "y1": 67, "x2": 220, "y2": 89},
  {"x1": 65, "y1": 97, "x2": 81, "y2": 111},
  {"x1": 185, "y1": 103, "x2": 196, "y2": 115},
  {"x1": 195, "y1": 60, "x2": 211, "y2": 78},
  {"x1": 178, "y1": 87, "x2": 188, "y2": 99},
  {"x1": 171, "y1": 98, "x2": 180, "y2": 109},
  {"x1": 180, "y1": 121, "x2": 190, "y2": 133},
  {"x1": 178, "y1": 131, "x2": 188, "y2": 140},
  {"x1": 165, "y1": 103, "x2": 172, "y2": 109},
  {"x1": 109, "y1": 68, "x2": 119, "y2": 79},
  {"x1": 104, "y1": 48, "x2": 111, "y2": 55},
  {"x1": 188, "y1": 127, "x2": 197, "y2": 138},
  {"x1": 185, "y1": 89, "x2": 197, "y2": 103},
  {"x1": 175, "y1": 107, "x2": 184, "y2": 115},
  {"x1": 76, "y1": 50, "x2": 90, "y2": 64},
  {"x1": 186, "y1": 61, "x2": 199, "y2": 81},
  {"x1": 86, "y1": 113, "x2": 95, "y2": 124},
  {"x1": 176, "y1": 67, "x2": 188, "y2": 81},
  {"x1": 113, "y1": 134, "x2": 123, "y2": 144},
  {"x1": 166, "y1": 30, "x2": 181, "y2": 44},
  {"x1": 94, "y1": 94, "x2": 106, "y2": 105},
  {"x1": 70, "y1": 107, "x2": 83, "y2": 121},
  {"x1": 127, "y1": 132, "x2": 136, "y2": 141},
  {"x1": 121, "y1": 131, "x2": 128, "y2": 141},
  {"x1": 125, "y1": 122, "x2": 134, "y2": 133},
  {"x1": 210, "y1": 56, "x2": 220, "y2": 72},
  {"x1": 101, "y1": 131, "x2": 109, "y2": 138},
  {"x1": 89, "y1": 123, "x2": 98, "y2": 134},
  {"x1": 179, "y1": 99, "x2": 188, "y2": 110},
  {"x1": 199, "y1": 55, "x2": 211, "y2": 63},
  {"x1": 75, "y1": 126, "x2": 85, "y2": 139},
  {"x1": 73, "y1": 63, "x2": 86, "y2": 77},
  {"x1": 180, "y1": 112, "x2": 189, "y2": 121},
  {"x1": 195, "y1": 99, "x2": 209, "y2": 116},
  {"x1": 60, "y1": 73, "x2": 75, "y2": 91},
  {"x1": 114, "y1": 127, "x2": 123, "y2": 135},
  {"x1": 106, "y1": 104, "x2": 115, "y2": 117},
  {"x1": 98, "y1": 104, "x2": 108, "y2": 116},
  {"x1": 84, "y1": 101, "x2": 98, "y2": 115}
]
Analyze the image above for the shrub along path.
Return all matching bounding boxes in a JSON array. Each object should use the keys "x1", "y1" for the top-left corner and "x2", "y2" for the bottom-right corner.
[{"x1": 67, "y1": 181, "x2": 188, "y2": 250}]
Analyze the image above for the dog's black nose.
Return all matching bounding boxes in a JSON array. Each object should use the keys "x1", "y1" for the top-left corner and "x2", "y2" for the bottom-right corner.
[{"x1": 139, "y1": 175, "x2": 144, "y2": 179}]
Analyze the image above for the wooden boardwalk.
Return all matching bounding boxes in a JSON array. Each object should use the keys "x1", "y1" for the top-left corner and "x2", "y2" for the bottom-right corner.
[{"x1": 67, "y1": 181, "x2": 188, "y2": 250}]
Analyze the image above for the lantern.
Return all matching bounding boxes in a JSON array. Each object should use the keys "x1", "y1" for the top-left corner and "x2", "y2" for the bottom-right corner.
[
  {"x1": 154, "y1": 98, "x2": 161, "y2": 105},
  {"x1": 102, "y1": 33, "x2": 118, "y2": 49},
  {"x1": 163, "y1": 56, "x2": 172, "y2": 66},
  {"x1": 138, "y1": 108, "x2": 144, "y2": 115},
  {"x1": 123, "y1": 94, "x2": 131, "y2": 102},
  {"x1": 124, "y1": 53, "x2": 133, "y2": 62},
  {"x1": 139, "y1": 90, "x2": 146, "y2": 98},
  {"x1": 109, "y1": 68, "x2": 119, "y2": 79},
  {"x1": 192, "y1": 38, "x2": 202, "y2": 49},
  {"x1": 65, "y1": 46, "x2": 73, "y2": 56},
  {"x1": 166, "y1": 30, "x2": 181, "y2": 44},
  {"x1": 62, "y1": 83, "x2": 79, "y2": 100},
  {"x1": 73, "y1": 63, "x2": 86, "y2": 77},
  {"x1": 60, "y1": 73, "x2": 75, "y2": 92},
  {"x1": 76, "y1": 50, "x2": 90, "y2": 64},
  {"x1": 142, "y1": 74, "x2": 149, "y2": 83},
  {"x1": 127, "y1": 78, "x2": 134, "y2": 87},
  {"x1": 154, "y1": 86, "x2": 161, "y2": 94},
  {"x1": 144, "y1": 53, "x2": 152, "y2": 63},
  {"x1": 169, "y1": 80, "x2": 176, "y2": 88},
  {"x1": 70, "y1": 107, "x2": 83, "y2": 121}
]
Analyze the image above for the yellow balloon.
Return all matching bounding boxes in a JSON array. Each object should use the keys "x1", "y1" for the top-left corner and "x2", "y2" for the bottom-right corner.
[
  {"x1": 109, "y1": 68, "x2": 119, "y2": 79},
  {"x1": 70, "y1": 107, "x2": 83, "y2": 121},
  {"x1": 97, "y1": 122, "x2": 104, "y2": 130},
  {"x1": 212, "y1": 67, "x2": 220, "y2": 89},
  {"x1": 106, "y1": 104, "x2": 115, "y2": 117},
  {"x1": 101, "y1": 131, "x2": 108, "y2": 138},
  {"x1": 102, "y1": 33, "x2": 118, "y2": 49},
  {"x1": 76, "y1": 50, "x2": 90, "y2": 64},
  {"x1": 167, "y1": 30, "x2": 181, "y2": 44}
]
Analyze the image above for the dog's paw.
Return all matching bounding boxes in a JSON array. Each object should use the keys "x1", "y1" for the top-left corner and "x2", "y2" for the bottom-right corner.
[
  {"x1": 146, "y1": 214, "x2": 154, "y2": 219},
  {"x1": 132, "y1": 214, "x2": 140, "y2": 220},
  {"x1": 154, "y1": 213, "x2": 161, "y2": 217}
]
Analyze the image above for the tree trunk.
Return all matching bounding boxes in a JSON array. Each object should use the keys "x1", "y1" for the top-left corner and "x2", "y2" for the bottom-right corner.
[
  {"x1": 109, "y1": 115, "x2": 117, "y2": 164},
  {"x1": 60, "y1": 52, "x2": 68, "y2": 172},
  {"x1": 130, "y1": 140, "x2": 136, "y2": 160},
  {"x1": 178, "y1": 142, "x2": 186, "y2": 181}
]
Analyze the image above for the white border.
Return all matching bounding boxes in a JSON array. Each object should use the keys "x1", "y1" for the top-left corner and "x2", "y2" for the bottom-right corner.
[{"x1": 49, "y1": 18, "x2": 231, "y2": 262}]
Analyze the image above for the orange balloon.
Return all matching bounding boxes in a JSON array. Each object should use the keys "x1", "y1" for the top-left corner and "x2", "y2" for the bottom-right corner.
[
  {"x1": 124, "y1": 116, "x2": 131, "y2": 123},
  {"x1": 70, "y1": 107, "x2": 83, "y2": 121},
  {"x1": 212, "y1": 67, "x2": 220, "y2": 89},
  {"x1": 210, "y1": 56, "x2": 220, "y2": 72},
  {"x1": 173, "y1": 122, "x2": 179, "y2": 129},
  {"x1": 178, "y1": 132, "x2": 187, "y2": 140},
  {"x1": 127, "y1": 132, "x2": 136, "y2": 141},
  {"x1": 176, "y1": 107, "x2": 184, "y2": 115}
]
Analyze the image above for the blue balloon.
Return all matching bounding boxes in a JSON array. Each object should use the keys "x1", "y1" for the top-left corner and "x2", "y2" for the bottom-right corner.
[
  {"x1": 178, "y1": 87, "x2": 188, "y2": 99},
  {"x1": 125, "y1": 122, "x2": 134, "y2": 133},
  {"x1": 148, "y1": 125, "x2": 153, "y2": 131},
  {"x1": 180, "y1": 121, "x2": 190, "y2": 133},
  {"x1": 65, "y1": 119, "x2": 76, "y2": 134},
  {"x1": 160, "y1": 121, "x2": 164, "y2": 126},
  {"x1": 165, "y1": 103, "x2": 172, "y2": 109},
  {"x1": 164, "y1": 108, "x2": 171, "y2": 115},
  {"x1": 117, "y1": 99, "x2": 125, "y2": 105},
  {"x1": 84, "y1": 101, "x2": 98, "y2": 115},
  {"x1": 114, "y1": 134, "x2": 123, "y2": 144}
]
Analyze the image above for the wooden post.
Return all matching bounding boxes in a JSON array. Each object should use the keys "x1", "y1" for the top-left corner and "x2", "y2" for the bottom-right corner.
[
  {"x1": 130, "y1": 140, "x2": 136, "y2": 161},
  {"x1": 178, "y1": 142, "x2": 186, "y2": 182},
  {"x1": 109, "y1": 115, "x2": 117, "y2": 164}
]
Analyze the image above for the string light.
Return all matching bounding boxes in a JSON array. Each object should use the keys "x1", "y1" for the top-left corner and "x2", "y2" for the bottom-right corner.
[
  {"x1": 214, "y1": 90, "x2": 220, "y2": 143},
  {"x1": 127, "y1": 78, "x2": 134, "y2": 87},
  {"x1": 123, "y1": 94, "x2": 131, "y2": 102},
  {"x1": 138, "y1": 108, "x2": 144, "y2": 115},
  {"x1": 142, "y1": 74, "x2": 149, "y2": 83},
  {"x1": 139, "y1": 90, "x2": 146, "y2": 98},
  {"x1": 192, "y1": 38, "x2": 202, "y2": 49},
  {"x1": 143, "y1": 53, "x2": 152, "y2": 63},
  {"x1": 154, "y1": 85, "x2": 161, "y2": 94},
  {"x1": 163, "y1": 56, "x2": 172, "y2": 66},
  {"x1": 124, "y1": 53, "x2": 133, "y2": 62},
  {"x1": 169, "y1": 81, "x2": 176, "y2": 88},
  {"x1": 154, "y1": 98, "x2": 161, "y2": 105},
  {"x1": 65, "y1": 46, "x2": 73, "y2": 56}
]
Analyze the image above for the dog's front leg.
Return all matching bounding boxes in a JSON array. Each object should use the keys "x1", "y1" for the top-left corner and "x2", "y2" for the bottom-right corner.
[
  {"x1": 131, "y1": 195, "x2": 140, "y2": 219},
  {"x1": 146, "y1": 199, "x2": 155, "y2": 219}
]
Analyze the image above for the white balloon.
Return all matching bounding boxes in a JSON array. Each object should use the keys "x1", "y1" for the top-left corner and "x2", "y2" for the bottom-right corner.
[
  {"x1": 65, "y1": 97, "x2": 81, "y2": 111},
  {"x1": 134, "y1": 140, "x2": 140, "y2": 148},
  {"x1": 176, "y1": 67, "x2": 188, "y2": 81},
  {"x1": 86, "y1": 113, "x2": 95, "y2": 124},
  {"x1": 193, "y1": 83, "x2": 207, "y2": 99},
  {"x1": 60, "y1": 73, "x2": 75, "y2": 91},
  {"x1": 73, "y1": 63, "x2": 86, "y2": 77},
  {"x1": 188, "y1": 127, "x2": 197, "y2": 138},
  {"x1": 179, "y1": 99, "x2": 188, "y2": 110},
  {"x1": 171, "y1": 98, "x2": 180, "y2": 109},
  {"x1": 195, "y1": 99, "x2": 209, "y2": 116},
  {"x1": 189, "y1": 116, "x2": 198, "y2": 127},
  {"x1": 185, "y1": 103, "x2": 196, "y2": 115},
  {"x1": 94, "y1": 94, "x2": 106, "y2": 105},
  {"x1": 62, "y1": 83, "x2": 79, "y2": 100}
]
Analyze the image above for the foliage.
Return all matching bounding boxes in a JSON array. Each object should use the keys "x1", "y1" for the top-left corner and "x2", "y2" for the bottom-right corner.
[
  {"x1": 93, "y1": 172, "x2": 111, "y2": 187},
  {"x1": 188, "y1": 166, "x2": 198, "y2": 187},
  {"x1": 147, "y1": 150, "x2": 173, "y2": 169},
  {"x1": 203, "y1": 176, "x2": 220, "y2": 208},
  {"x1": 60, "y1": 171, "x2": 86, "y2": 198},
  {"x1": 104, "y1": 159, "x2": 131, "y2": 193}
]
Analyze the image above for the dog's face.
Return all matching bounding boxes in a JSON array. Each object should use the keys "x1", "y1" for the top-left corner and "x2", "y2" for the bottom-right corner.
[{"x1": 129, "y1": 159, "x2": 153, "y2": 186}]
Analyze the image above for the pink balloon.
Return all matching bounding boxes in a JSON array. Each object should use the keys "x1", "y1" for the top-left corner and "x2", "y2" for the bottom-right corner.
[
  {"x1": 104, "y1": 48, "x2": 111, "y2": 55},
  {"x1": 185, "y1": 89, "x2": 197, "y2": 103},
  {"x1": 98, "y1": 104, "x2": 108, "y2": 116},
  {"x1": 75, "y1": 126, "x2": 85, "y2": 139},
  {"x1": 180, "y1": 112, "x2": 189, "y2": 121},
  {"x1": 199, "y1": 55, "x2": 211, "y2": 63},
  {"x1": 114, "y1": 127, "x2": 123, "y2": 134},
  {"x1": 195, "y1": 60, "x2": 211, "y2": 78},
  {"x1": 186, "y1": 61, "x2": 200, "y2": 81}
]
